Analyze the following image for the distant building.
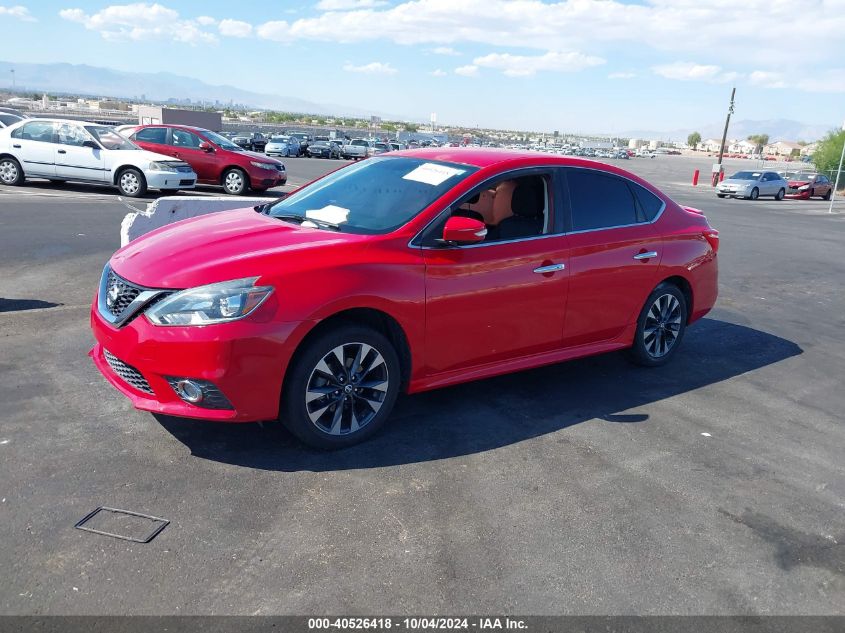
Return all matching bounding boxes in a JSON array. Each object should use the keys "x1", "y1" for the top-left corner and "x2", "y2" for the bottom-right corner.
[
  {"x1": 728, "y1": 139, "x2": 756, "y2": 154},
  {"x1": 628, "y1": 138, "x2": 645, "y2": 149},
  {"x1": 699, "y1": 138, "x2": 723, "y2": 153},
  {"x1": 764, "y1": 141, "x2": 802, "y2": 157},
  {"x1": 136, "y1": 106, "x2": 222, "y2": 131}
]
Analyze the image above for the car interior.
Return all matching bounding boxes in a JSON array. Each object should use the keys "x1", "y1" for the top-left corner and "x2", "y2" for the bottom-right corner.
[{"x1": 451, "y1": 175, "x2": 550, "y2": 242}]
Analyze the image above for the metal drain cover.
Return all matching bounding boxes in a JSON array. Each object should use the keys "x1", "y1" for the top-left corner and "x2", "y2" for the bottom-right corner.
[{"x1": 75, "y1": 506, "x2": 169, "y2": 543}]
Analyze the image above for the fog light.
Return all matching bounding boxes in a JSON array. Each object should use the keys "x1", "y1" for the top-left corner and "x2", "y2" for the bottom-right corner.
[{"x1": 174, "y1": 379, "x2": 203, "y2": 403}]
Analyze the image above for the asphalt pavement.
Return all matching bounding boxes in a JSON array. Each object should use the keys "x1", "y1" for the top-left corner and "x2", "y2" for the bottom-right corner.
[{"x1": 0, "y1": 154, "x2": 843, "y2": 615}]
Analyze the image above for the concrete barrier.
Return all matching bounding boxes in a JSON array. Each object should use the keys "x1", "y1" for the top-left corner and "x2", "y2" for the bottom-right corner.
[{"x1": 120, "y1": 196, "x2": 272, "y2": 246}]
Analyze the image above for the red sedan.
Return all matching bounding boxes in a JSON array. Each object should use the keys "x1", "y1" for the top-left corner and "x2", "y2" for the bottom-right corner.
[
  {"x1": 783, "y1": 172, "x2": 834, "y2": 200},
  {"x1": 119, "y1": 124, "x2": 286, "y2": 195},
  {"x1": 89, "y1": 149, "x2": 719, "y2": 449}
]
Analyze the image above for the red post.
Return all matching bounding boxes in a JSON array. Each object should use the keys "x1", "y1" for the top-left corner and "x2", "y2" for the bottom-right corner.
[
  {"x1": 692, "y1": 169, "x2": 700, "y2": 186},
  {"x1": 720, "y1": 171, "x2": 725, "y2": 182}
]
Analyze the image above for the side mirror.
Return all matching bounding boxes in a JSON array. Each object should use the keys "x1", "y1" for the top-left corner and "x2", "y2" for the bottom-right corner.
[
  {"x1": 441, "y1": 216, "x2": 487, "y2": 245},
  {"x1": 82, "y1": 140, "x2": 100, "y2": 150},
  {"x1": 199, "y1": 141, "x2": 214, "y2": 152}
]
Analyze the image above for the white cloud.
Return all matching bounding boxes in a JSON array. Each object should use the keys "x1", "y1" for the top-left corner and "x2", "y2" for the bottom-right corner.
[
  {"x1": 256, "y1": 20, "x2": 289, "y2": 41},
  {"x1": 749, "y1": 70, "x2": 786, "y2": 89},
  {"x1": 316, "y1": 0, "x2": 387, "y2": 9},
  {"x1": 653, "y1": 61, "x2": 739, "y2": 83},
  {"x1": 454, "y1": 65, "x2": 478, "y2": 77},
  {"x1": 342, "y1": 61, "x2": 398, "y2": 74},
  {"x1": 429, "y1": 68, "x2": 447, "y2": 76},
  {"x1": 473, "y1": 50, "x2": 604, "y2": 77},
  {"x1": 749, "y1": 68, "x2": 845, "y2": 94},
  {"x1": 196, "y1": 15, "x2": 215, "y2": 26},
  {"x1": 59, "y1": 3, "x2": 216, "y2": 45},
  {"x1": 218, "y1": 18, "x2": 253, "y2": 38},
  {"x1": 608, "y1": 72, "x2": 636, "y2": 79},
  {"x1": 431, "y1": 46, "x2": 459, "y2": 56},
  {"x1": 0, "y1": 5, "x2": 36, "y2": 21}
]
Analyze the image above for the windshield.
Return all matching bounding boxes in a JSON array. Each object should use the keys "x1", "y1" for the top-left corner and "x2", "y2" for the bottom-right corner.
[
  {"x1": 202, "y1": 130, "x2": 242, "y2": 151},
  {"x1": 351, "y1": 140, "x2": 368, "y2": 147},
  {"x1": 85, "y1": 126, "x2": 138, "y2": 150},
  {"x1": 269, "y1": 156, "x2": 477, "y2": 234},
  {"x1": 792, "y1": 172, "x2": 816, "y2": 180},
  {"x1": 730, "y1": 171, "x2": 761, "y2": 180}
]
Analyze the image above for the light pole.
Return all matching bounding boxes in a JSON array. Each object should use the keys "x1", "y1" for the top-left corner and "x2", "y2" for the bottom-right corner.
[
  {"x1": 713, "y1": 87, "x2": 736, "y2": 186},
  {"x1": 10, "y1": 68, "x2": 15, "y2": 90},
  {"x1": 829, "y1": 120, "x2": 845, "y2": 214}
]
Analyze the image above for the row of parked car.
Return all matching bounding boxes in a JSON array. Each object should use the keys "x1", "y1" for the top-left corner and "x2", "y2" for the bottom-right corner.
[{"x1": 716, "y1": 169, "x2": 834, "y2": 201}]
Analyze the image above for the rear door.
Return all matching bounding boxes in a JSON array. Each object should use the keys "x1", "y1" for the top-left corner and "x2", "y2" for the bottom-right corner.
[
  {"x1": 560, "y1": 168, "x2": 664, "y2": 347},
  {"x1": 54, "y1": 122, "x2": 107, "y2": 182},
  {"x1": 10, "y1": 121, "x2": 57, "y2": 177},
  {"x1": 130, "y1": 126, "x2": 170, "y2": 156}
]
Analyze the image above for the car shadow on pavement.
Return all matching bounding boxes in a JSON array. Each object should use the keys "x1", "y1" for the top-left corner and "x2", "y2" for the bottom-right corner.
[
  {"x1": 0, "y1": 298, "x2": 62, "y2": 312},
  {"x1": 154, "y1": 318, "x2": 802, "y2": 471}
]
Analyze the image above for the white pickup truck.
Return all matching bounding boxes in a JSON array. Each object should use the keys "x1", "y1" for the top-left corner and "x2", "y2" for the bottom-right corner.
[{"x1": 341, "y1": 139, "x2": 370, "y2": 160}]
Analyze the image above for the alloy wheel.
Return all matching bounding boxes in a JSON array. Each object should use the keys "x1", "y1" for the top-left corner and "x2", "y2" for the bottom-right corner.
[
  {"x1": 643, "y1": 293, "x2": 682, "y2": 358},
  {"x1": 0, "y1": 160, "x2": 18, "y2": 184},
  {"x1": 119, "y1": 171, "x2": 140, "y2": 195},
  {"x1": 305, "y1": 342, "x2": 389, "y2": 436}
]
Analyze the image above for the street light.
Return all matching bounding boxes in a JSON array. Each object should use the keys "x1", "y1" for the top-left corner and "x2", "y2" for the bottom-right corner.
[{"x1": 829, "y1": 119, "x2": 845, "y2": 214}]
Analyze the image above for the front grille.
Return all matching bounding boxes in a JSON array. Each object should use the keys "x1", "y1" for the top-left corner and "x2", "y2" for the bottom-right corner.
[
  {"x1": 104, "y1": 350, "x2": 154, "y2": 394},
  {"x1": 179, "y1": 179, "x2": 195, "y2": 186},
  {"x1": 105, "y1": 270, "x2": 142, "y2": 318},
  {"x1": 176, "y1": 165, "x2": 193, "y2": 173}
]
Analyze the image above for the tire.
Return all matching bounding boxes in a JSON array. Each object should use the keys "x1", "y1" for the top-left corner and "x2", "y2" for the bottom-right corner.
[
  {"x1": 222, "y1": 168, "x2": 249, "y2": 195},
  {"x1": 824, "y1": 188, "x2": 832, "y2": 201},
  {"x1": 0, "y1": 156, "x2": 25, "y2": 186},
  {"x1": 280, "y1": 324, "x2": 401, "y2": 450},
  {"x1": 716, "y1": 194, "x2": 726, "y2": 198},
  {"x1": 775, "y1": 188, "x2": 785, "y2": 200},
  {"x1": 626, "y1": 282, "x2": 688, "y2": 368},
  {"x1": 116, "y1": 167, "x2": 147, "y2": 197},
  {"x1": 748, "y1": 187, "x2": 759, "y2": 200}
]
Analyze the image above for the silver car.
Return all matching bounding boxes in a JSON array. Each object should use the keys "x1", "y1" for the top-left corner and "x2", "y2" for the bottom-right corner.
[
  {"x1": 265, "y1": 135, "x2": 300, "y2": 157},
  {"x1": 717, "y1": 170, "x2": 787, "y2": 200}
]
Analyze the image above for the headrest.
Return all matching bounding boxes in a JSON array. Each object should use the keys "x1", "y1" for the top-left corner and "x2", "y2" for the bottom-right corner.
[{"x1": 511, "y1": 178, "x2": 545, "y2": 217}]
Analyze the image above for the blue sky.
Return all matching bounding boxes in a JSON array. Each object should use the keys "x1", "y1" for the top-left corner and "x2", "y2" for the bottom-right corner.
[{"x1": 1, "y1": 0, "x2": 843, "y2": 134}]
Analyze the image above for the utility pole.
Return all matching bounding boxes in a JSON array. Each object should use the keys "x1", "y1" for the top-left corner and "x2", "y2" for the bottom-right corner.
[
  {"x1": 713, "y1": 87, "x2": 736, "y2": 186},
  {"x1": 828, "y1": 120, "x2": 845, "y2": 214},
  {"x1": 10, "y1": 68, "x2": 15, "y2": 91}
]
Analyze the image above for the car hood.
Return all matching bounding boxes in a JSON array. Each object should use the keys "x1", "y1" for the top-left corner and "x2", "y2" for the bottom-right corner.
[
  {"x1": 110, "y1": 208, "x2": 364, "y2": 289},
  {"x1": 242, "y1": 150, "x2": 282, "y2": 165},
  {"x1": 108, "y1": 149, "x2": 181, "y2": 164}
]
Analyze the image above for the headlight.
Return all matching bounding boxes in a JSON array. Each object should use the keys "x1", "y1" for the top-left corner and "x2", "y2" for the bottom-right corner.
[
  {"x1": 148, "y1": 161, "x2": 180, "y2": 172},
  {"x1": 250, "y1": 161, "x2": 277, "y2": 170},
  {"x1": 797, "y1": 184, "x2": 810, "y2": 191},
  {"x1": 145, "y1": 278, "x2": 273, "y2": 326}
]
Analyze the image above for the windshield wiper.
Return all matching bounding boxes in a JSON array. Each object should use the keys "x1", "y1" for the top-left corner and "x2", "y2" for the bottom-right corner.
[
  {"x1": 270, "y1": 213, "x2": 341, "y2": 231},
  {"x1": 253, "y1": 193, "x2": 289, "y2": 214}
]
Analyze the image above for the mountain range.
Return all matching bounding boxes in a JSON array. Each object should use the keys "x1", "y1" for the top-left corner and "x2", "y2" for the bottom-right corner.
[{"x1": 1, "y1": 61, "x2": 835, "y2": 141}]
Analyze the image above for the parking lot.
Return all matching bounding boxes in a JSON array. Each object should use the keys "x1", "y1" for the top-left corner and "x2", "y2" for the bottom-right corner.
[{"x1": 1, "y1": 152, "x2": 844, "y2": 614}]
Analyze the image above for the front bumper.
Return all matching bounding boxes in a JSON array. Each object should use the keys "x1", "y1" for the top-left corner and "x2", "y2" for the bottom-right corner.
[
  {"x1": 784, "y1": 190, "x2": 811, "y2": 199},
  {"x1": 146, "y1": 170, "x2": 197, "y2": 190},
  {"x1": 246, "y1": 167, "x2": 286, "y2": 189},
  {"x1": 90, "y1": 301, "x2": 307, "y2": 422}
]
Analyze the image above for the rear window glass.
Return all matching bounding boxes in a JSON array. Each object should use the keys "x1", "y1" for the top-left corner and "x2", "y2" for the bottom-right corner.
[
  {"x1": 631, "y1": 183, "x2": 664, "y2": 221},
  {"x1": 567, "y1": 170, "x2": 639, "y2": 231}
]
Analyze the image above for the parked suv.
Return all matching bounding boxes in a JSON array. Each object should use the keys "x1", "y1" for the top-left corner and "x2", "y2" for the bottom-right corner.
[
  {"x1": 231, "y1": 132, "x2": 267, "y2": 153},
  {"x1": 120, "y1": 124, "x2": 286, "y2": 194}
]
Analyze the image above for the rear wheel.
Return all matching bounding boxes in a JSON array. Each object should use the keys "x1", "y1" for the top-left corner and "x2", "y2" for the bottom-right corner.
[
  {"x1": 280, "y1": 325, "x2": 401, "y2": 450},
  {"x1": 116, "y1": 167, "x2": 147, "y2": 197},
  {"x1": 775, "y1": 188, "x2": 785, "y2": 200},
  {"x1": 222, "y1": 168, "x2": 249, "y2": 195},
  {"x1": 0, "y1": 157, "x2": 24, "y2": 186},
  {"x1": 626, "y1": 283, "x2": 688, "y2": 367}
]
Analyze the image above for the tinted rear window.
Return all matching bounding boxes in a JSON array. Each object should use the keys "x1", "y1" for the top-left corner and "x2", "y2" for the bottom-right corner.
[
  {"x1": 567, "y1": 170, "x2": 638, "y2": 231},
  {"x1": 631, "y1": 182, "x2": 664, "y2": 221},
  {"x1": 134, "y1": 127, "x2": 167, "y2": 144}
]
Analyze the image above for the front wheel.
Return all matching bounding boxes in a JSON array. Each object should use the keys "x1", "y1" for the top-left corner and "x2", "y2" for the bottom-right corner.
[
  {"x1": 626, "y1": 283, "x2": 688, "y2": 367},
  {"x1": 716, "y1": 193, "x2": 726, "y2": 198},
  {"x1": 222, "y1": 168, "x2": 249, "y2": 195},
  {"x1": 116, "y1": 167, "x2": 147, "y2": 197},
  {"x1": 775, "y1": 188, "x2": 785, "y2": 200},
  {"x1": 748, "y1": 187, "x2": 759, "y2": 200},
  {"x1": 0, "y1": 157, "x2": 25, "y2": 186},
  {"x1": 824, "y1": 188, "x2": 832, "y2": 201},
  {"x1": 280, "y1": 325, "x2": 401, "y2": 449}
]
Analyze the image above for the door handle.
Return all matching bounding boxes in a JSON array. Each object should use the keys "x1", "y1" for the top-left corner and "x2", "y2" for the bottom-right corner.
[
  {"x1": 57, "y1": 149, "x2": 67, "y2": 154},
  {"x1": 533, "y1": 263, "x2": 565, "y2": 274},
  {"x1": 633, "y1": 251, "x2": 658, "y2": 260},
  {"x1": 12, "y1": 144, "x2": 21, "y2": 148}
]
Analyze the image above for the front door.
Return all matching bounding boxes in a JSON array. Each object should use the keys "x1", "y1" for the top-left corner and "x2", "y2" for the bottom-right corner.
[
  {"x1": 168, "y1": 128, "x2": 217, "y2": 183},
  {"x1": 54, "y1": 123, "x2": 107, "y2": 182}
]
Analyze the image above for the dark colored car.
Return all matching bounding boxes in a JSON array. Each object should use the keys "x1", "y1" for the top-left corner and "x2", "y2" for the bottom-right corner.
[
  {"x1": 231, "y1": 132, "x2": 267, "y2": 153},
  {"x1": 89, "y1": 148, "x2": 718, "y2": 449},
  {"x1": 306, "y1": 141, "x2": 342, "y2": 159},
  {"x1": 121, "y1": 124, "x2": 286, "y2": 194}
]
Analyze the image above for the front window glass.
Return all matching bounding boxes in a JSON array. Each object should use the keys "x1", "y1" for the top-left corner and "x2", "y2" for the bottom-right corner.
[
  {"x1": 202, "y1": 130, "x2": 242, "y2": 151},
  {"x1": 170, "y1": 129, "x2": 202, "y2": 148},
  {"x1": 85, "y1": 126, "x2": 138, "y2": 150},
  {"x1": 269, "y1": 156, "x2": 477, "y2": 234},
  {"x1": 56, "y1": 123, "x2": 88, "y2": 146}
]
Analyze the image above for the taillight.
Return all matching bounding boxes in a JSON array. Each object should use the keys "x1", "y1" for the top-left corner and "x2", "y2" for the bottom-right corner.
[{"x1": 704, "y1": 228, "x2": 720, "y2": 253}]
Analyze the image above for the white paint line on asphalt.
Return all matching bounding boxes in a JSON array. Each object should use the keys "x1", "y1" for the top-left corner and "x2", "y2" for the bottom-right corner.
[{"x1": 701, "y1": 432, "x2": 712, "y2": 437}]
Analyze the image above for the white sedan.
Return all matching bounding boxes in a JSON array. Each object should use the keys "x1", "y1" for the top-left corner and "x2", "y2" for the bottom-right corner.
[{"x1": 0, "y1": 118, "x2": 197, "y2": 197}]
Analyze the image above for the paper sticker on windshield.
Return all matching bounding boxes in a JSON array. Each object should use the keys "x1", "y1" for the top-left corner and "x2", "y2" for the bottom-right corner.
[
  {"x1": 305, "y1": 205, "x2": 349, "y2": 224},
  {"x1": 403, "y1": 163, "x2": 465, "y2": 186}
]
